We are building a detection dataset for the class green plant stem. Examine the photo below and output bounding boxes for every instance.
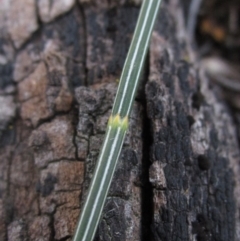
[73,1,161,240]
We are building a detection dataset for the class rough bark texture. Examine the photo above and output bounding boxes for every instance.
[0,0,239,241]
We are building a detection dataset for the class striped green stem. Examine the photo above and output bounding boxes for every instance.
[73,1,161,240]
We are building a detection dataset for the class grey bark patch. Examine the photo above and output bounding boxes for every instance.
[7,219,27,241]
[38,0,75,23]
[7,0,38,48]
[0,95,16,141]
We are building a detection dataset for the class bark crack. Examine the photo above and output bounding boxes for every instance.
[140,53,154,241]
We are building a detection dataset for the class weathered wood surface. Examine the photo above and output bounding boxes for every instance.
[0,0,239,240]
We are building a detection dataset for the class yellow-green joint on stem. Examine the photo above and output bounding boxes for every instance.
[108,114,129,131]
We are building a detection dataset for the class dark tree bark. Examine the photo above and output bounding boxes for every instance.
[0,0,240,240]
